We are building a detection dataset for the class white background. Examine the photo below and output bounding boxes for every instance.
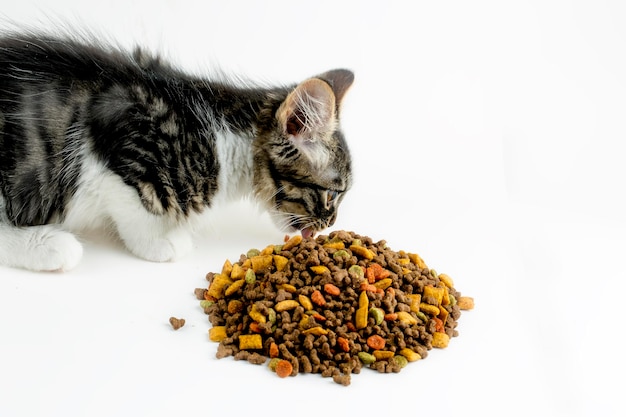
[1,1,625,416]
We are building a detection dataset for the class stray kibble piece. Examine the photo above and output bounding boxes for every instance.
[169,317,185,330]
[457,296,475,310]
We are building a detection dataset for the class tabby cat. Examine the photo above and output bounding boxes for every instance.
[0,34,354,271]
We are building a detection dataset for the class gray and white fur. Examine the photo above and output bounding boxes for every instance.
[0,34,354,271]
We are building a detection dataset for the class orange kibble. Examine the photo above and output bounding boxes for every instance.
[324,283,341,296]
[269,342,279,358]
[249,322,262,333]
[377,268,390,280]
[311,312,326,322]
[337,337,350,352]
[311,290,326,306]
[367,335,386,350]
[384,313,398,321]
[275,359,293,378]
[366,263,391,284]
[366,267,376,284]
[359,282,378,293]
[433,317,445,333]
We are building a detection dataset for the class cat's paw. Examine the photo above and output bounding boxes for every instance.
[125,229,193,263]
[28,227,84,272]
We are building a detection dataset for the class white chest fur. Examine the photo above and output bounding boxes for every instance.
[213,129,255,204]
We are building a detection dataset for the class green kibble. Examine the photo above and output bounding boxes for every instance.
[273,245,283,254]
[268,357,281,372]
[392,355,408,369]
[333,250,350,261]
[429,268,438,279]
[348,265,365,280]
[448,294,457,306]
[357,352,376,365]
[369,307,384,325]
[200,300,214,309]
[246,248,260,258]
[351,239,362,247]
[267,308,277,324]
[245,268,256,284]
[415,311,428,323]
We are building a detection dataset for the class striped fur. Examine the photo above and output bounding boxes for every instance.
[0,34,353,271]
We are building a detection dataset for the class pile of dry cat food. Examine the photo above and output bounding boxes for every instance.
[196,230,474,386]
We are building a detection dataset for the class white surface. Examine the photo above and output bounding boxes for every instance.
[1,1,625,416]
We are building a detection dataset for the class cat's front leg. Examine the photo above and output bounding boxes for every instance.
[0,224,83,272]
[123,225,193,263]
[99,174,194,263]
[111,212,193,263]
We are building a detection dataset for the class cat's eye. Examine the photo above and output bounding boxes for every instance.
[325,190,340,208]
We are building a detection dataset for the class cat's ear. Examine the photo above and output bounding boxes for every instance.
[277,69,354,140]
[315,69,354,106]
[277,77,337,140]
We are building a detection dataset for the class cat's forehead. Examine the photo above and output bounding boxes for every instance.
[317,145,352,189]
[316,166,349,188]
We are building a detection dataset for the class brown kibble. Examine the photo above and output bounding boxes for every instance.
[169,317,185,330]
[333,373,351,386]
[194,288,207,300]
[275,359,293,378]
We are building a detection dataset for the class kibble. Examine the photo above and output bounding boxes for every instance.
[169,317,185,330]
[199,230,474,386]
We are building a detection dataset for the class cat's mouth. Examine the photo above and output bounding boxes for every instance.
[294,214,338,240]
[300,226,316,239]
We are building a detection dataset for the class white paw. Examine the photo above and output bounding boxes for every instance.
[125,229,193,263]
[28,228,84,272]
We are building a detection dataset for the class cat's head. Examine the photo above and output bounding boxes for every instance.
[254,69,354,238]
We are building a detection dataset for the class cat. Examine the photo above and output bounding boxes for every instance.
[0,33,354,272]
